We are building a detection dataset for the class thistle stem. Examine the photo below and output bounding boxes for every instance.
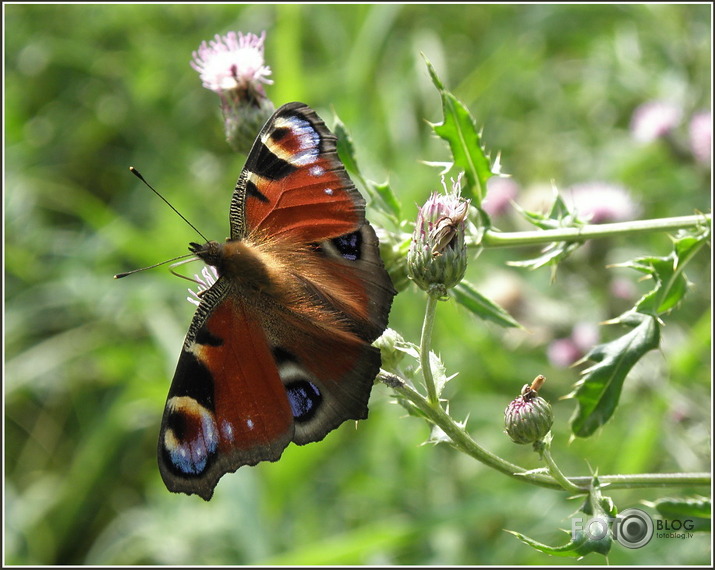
[419,294,440,406]
[379,372,711,492]
[538,437,583,494]
[478,213,711,248]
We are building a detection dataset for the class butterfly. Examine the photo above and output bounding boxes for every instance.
[158,102,395,500]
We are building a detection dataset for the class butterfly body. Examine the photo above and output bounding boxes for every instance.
[158,102,395,500]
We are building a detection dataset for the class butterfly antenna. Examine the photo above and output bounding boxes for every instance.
[114,253,199,279]
[129,166,209,242]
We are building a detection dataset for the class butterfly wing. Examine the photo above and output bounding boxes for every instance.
[229,102,365,243]
[158,280,295,500]
[229,101,395,441]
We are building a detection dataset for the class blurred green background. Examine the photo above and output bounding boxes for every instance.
[4,3,711,565]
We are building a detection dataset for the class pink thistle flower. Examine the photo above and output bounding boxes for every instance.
[190,30,275,153]
[547,323,598,368]
[630,101,682,143]
[564,182,639,224]
[191,31,273,96]
[483,176,519,217]
[689,110,711,166]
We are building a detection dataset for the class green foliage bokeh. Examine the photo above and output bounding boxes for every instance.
[4,3,711,565]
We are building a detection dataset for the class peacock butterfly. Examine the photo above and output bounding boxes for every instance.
[158,102,395,500]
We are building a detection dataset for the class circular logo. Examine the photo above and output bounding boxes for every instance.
[615,508,654,549]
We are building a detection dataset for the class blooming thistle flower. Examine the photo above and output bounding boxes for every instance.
[547,322,599,368]
[187,265,219,306]
[407,177,470,296]
[483,176,519,217]
[689,110,711,166]
[504,375,554,445]
[564,182,639,224]
[191,31,275,153]
[630,101,682,143]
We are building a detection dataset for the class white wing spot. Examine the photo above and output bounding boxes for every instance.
[221,420,234,443]
[310,165,325,177]
[269,116,320,166]
[246,418,255,430]
[324,188,334,196]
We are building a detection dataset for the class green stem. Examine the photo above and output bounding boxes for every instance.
[379,372,711,492]
[419,294,440,406]
[539,437,582,494]
[479,214,711,248]
[391,375,546,484]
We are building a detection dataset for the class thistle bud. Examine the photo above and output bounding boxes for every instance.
[407,177,469,295]
[191,31,275,153]
[372,328,407,371]
[504,375,553,444]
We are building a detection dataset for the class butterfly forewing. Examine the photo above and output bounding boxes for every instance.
[230,102,364,243]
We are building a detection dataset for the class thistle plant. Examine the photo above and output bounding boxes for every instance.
[191,31,275,153]
[187,32,712,560]
[354,57,710,559]
[407,179,470,297]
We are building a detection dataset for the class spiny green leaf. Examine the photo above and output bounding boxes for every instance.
[614,227,709,317]
[424,56,493,204]
[505,528,611,558]
[507,241,582,271]
[567,314,660,438]
[452,281,522,328]
[334,116,402,224]
[508,193,586,270]
[333,118,361,179]
[372,180,402,220]
[646,497,711,531]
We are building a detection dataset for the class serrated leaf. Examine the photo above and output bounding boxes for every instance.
[334,115,402,225]
[515,192,583,231]
[333,119,361,179]
[508,240,582,271]
[428,424,451,444]
[648,497,711,532]
[615,227,709,317]
[621,256,687,315]
[508,193,586,270]
[424,56,492,204]
[371,180,402,219]
[452,281,522,328]
[427,351,455,397]
[567,314,660,438]
[505,528,611,558]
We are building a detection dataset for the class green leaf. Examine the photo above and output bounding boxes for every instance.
[567,314,661,438]
[515,192,584,231]
[333,118,361,179]
[508,193,586,271]
[647,497,711,532]
[505,528,611,558]
[334,115,402,224]
[452,281,522,328]
[424,56,493,204]
[428,350,455,397]
[615,227,710,317]
[371,180,402,220]
[507,241,582,271]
